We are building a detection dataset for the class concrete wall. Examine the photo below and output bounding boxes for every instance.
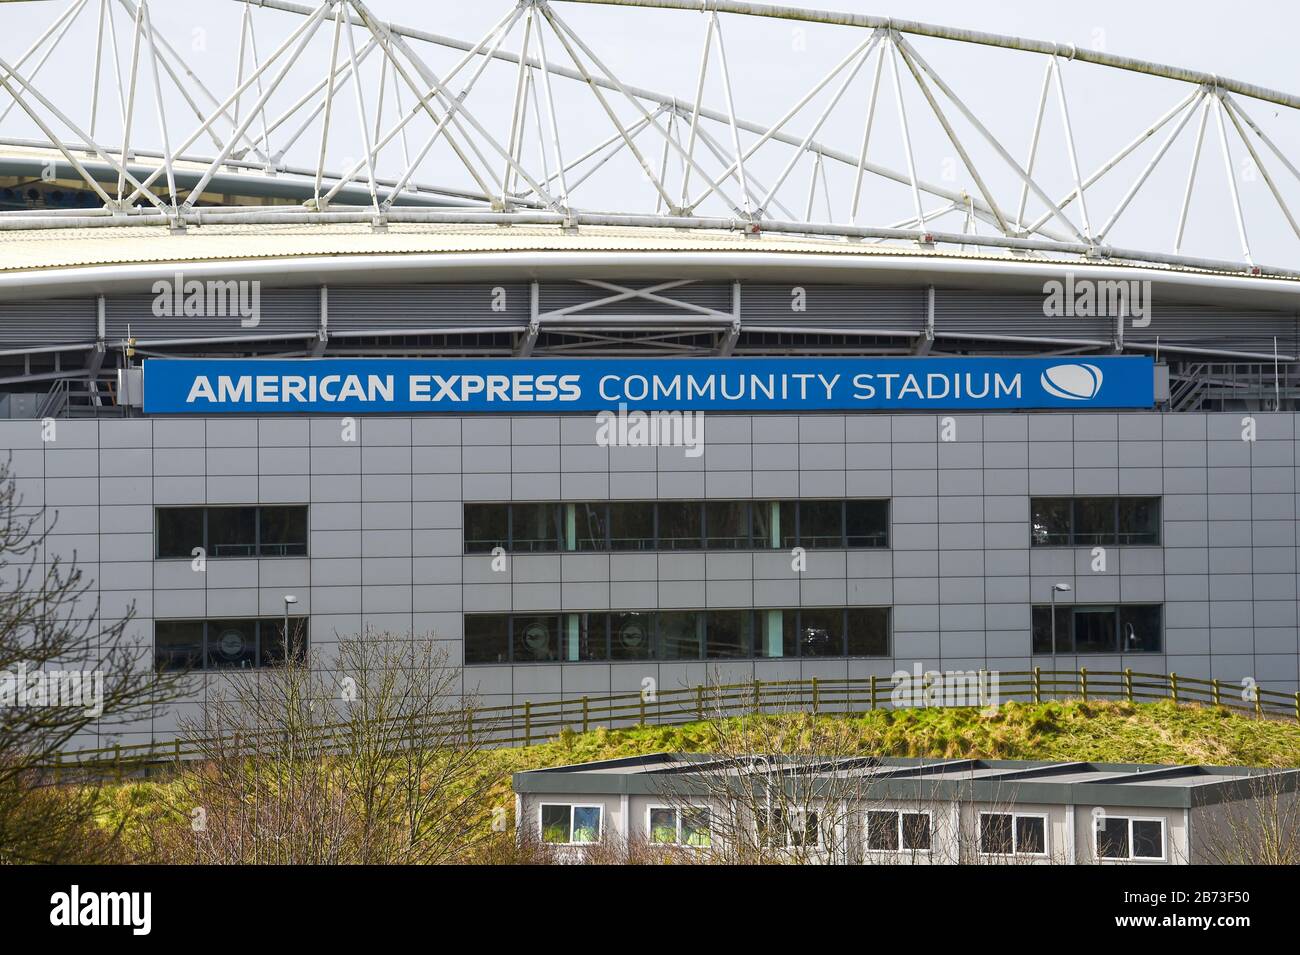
[3,409,1299,750]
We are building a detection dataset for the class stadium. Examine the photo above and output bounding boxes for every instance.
[2,0,1300,754]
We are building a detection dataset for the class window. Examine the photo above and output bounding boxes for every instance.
[512,503,560,552]
[464,503,507,553]
[1096,815,1166,862]
[866,810,931,852]
[846,500,889,547]
[512,615,560,662]
[465,608,890,664]
[657,501,702,550]
[540,804,602,845]
[154,617,308,672]
[258,506,307,556]
[1030,497,1161,547]
[657,611,703,660]
[704,500,750,549]
[799,500,843,549]
[155,506,309,559]
[1032,605,1163,654]
[464,500,891,552]
[648,806,712,848]
[979,812,1047,857]
[757,807,819,849]
[464,615,509,665]
[609,502,655,551]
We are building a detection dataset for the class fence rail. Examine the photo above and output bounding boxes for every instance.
[42,668,1300,781]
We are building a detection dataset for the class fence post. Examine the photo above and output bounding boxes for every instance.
[1080,667,1088,702]
[869,674,877,711]
[1170,673,1179,705]
[1213,679,1222,707]
[811,677,820,717]
[113,744,122,783]
[524,701,532,747]
[1294,691,1299,723]
[1255,692,1263,720]
[640,693,647,727]
[1033,667,1041,704]
[174,738,182,763]
[1125,668,1134,703]
[696,685,704,721]
[582,696,590,734]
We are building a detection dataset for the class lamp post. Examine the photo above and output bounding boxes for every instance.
[282,594,298,663]
[1049,582,1072,662]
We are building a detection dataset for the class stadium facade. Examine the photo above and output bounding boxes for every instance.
[2,0,1300,752]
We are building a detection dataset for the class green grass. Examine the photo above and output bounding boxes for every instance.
[96,700,1300,859]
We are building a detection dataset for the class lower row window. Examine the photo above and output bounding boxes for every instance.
[154,618,308,671]
[757,808,821,849]
[1096,815,1165,861]
[540,804,603,846]
[465,607,891,664]
[1031,604,1162,654]
[979,812,1047,857]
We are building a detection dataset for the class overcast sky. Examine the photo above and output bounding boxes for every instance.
[7,0,1299,266]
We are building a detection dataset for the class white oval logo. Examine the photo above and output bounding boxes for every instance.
[1041,363,1103,401]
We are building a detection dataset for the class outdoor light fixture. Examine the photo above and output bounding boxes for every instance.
[283,594,299,663]
[1049,583,1072,661]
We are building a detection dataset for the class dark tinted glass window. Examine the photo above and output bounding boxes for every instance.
[207,507,257,558]
[657,611,703,660]
[752,609,790,658]
[846,607,889,656]
[799,501,843,548]
[465,615,510,664]
[1030,498,1072,546]
[1073,607,1117,653]
[464,504,507,553]
[157,508,204,559]
[1031,605,1073,653]
[867,811,899,851]
[512,615,560,662]
[1118,497,1160,545]
[610,611,653,660]
[260,616,308,666]
[1132,820,1163,859]
[155,619,203,671]
[568,503,608,551]
[206,618,258,669]
[751,502,781,549]
[1016,816,1046,854]
[512,504,560,552]
[1073,498,1116,546]
[609,502,655,551]
[1119,604,1162,652]
[779,501,798,549]
[706,610,751,659]
[1097,817,1129,859]
[902,813,931,851]
[979,814,1013,854]
[798,608,843,656]
[704,501,749,549]
[845,500,888,547]
[259,506,307,557]
[563,612,608,661]
[656,501,702,550]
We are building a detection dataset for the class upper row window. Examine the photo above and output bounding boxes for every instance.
[464,500,889,553]
[156,506,308,559]
[1030,497,1160,547]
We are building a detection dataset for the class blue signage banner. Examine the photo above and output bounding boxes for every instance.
[142,356,1154,414]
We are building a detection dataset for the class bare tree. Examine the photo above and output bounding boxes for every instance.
[0,460,181,863]
[140,628,505,864]
[1196,771,1300,864]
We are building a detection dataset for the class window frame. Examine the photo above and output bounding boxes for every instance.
[1094,814,1167,863]
[155,505,309,560]
[646,805,712,849]
[1031,604,1164,655]
[154,616,309,673]
[978,811,1050,859]
[539,803,604,847]
[1028,496,1162,548]
[865,808,933,855]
